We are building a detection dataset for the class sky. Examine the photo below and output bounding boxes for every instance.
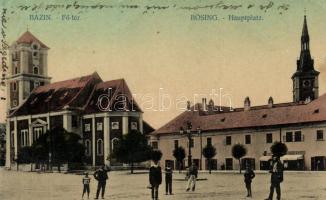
[1,0,326,129]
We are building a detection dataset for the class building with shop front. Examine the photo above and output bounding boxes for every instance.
[150,16,326,171]
[5,31,154,169]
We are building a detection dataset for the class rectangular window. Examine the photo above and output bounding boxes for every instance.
[33,127,43,142]
[96,122,103,131]
[131,122,138,130]
[10,131,14,148]
[152,141,158,149]
[174,140,179,149]
[207,137,212,146]
[294,131,302,142]
[21,129,28,147]
[226,136,232,145]
[245,135,251,144]
[111,122,119,130]
[317,130,324,141]
[266,133,273,143]
[84,124,91,132]
[286,132,293,142]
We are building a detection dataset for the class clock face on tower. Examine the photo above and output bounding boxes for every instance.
[303,80,311,87]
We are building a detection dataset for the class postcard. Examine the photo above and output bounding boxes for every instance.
[0,0,326,199]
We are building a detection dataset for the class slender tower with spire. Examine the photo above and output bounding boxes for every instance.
[292,15,319,103]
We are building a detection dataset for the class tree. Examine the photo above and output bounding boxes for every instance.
[202,145,216,174]
[16,146,34,171]
[151,150,162,162]
[270,142,288,157]
[173,146,186,173]
[112,130,152,174]
[32,127,85,172]
[232,144,247,174]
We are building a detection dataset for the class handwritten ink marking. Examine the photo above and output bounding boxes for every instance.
[1,8,8,87]
[29,14,52,21]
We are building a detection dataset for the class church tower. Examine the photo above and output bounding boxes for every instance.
[292,16,319,103]
[7,31,51,111]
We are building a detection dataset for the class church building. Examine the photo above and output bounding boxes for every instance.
[150,16,326,171]
[5,31,154,169]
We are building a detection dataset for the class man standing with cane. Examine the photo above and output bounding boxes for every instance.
[265,155,284,200]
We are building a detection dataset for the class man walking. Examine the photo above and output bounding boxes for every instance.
[265,156,284,200]
[186,163,198,192]
[165,163,173,195]
[94,166,108,199]
[149,160,162,200]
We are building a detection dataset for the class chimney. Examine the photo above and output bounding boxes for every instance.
[268,97,274,108]
[187,101,191,111]
[202,98,207,111]
[208,99,214,112]
[244,97,250,111]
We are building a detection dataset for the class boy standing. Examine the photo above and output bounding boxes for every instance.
[165,163,173,195]
[244,164,255,197]
[82,172,91,199]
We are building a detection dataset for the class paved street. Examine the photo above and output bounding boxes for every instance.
[0,168,326,200]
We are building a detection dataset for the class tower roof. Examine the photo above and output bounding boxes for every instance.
[293,15,318,74]
[301,15,309,41]
[16,31,49,49]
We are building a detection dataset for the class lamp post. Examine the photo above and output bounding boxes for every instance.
[197,127,202,170]
[180,121,193,167]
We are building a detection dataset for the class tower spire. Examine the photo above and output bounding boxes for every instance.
[301,15,309,48]
[292,15,319,103]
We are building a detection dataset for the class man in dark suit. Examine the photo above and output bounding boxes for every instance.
[149,160,162,200]
[265,156,284,200]
[94,166,108,199]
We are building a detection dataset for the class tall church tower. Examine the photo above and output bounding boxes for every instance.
[292,16,319,103]
[7,31,51,111]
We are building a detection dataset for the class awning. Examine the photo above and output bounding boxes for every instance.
[281,154,304,161]
[259,156,272,162]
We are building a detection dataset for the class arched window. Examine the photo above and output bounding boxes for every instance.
[85,139,91,156]
[97,139,103,156]
[111,138,120,151]
[33,66,39,74]
[12,82,17,91]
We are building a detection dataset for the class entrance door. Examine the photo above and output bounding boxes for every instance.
[311,156,325,171]
[225,158,233,170]
[206,159,217,170]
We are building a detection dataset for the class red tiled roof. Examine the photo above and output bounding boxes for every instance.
[10,72,102,116]
[83,78,142,113]
[10,72,142,116]
[16,31,49,49]
[152,94,326,135]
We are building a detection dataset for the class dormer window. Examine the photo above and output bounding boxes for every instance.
[30,97,38,105]
[32,43,39,50]
[45,94,53,102]
[60,91,69,100]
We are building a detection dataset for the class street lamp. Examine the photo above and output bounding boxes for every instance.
[197,127,202,170]
[180,121,193,167]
